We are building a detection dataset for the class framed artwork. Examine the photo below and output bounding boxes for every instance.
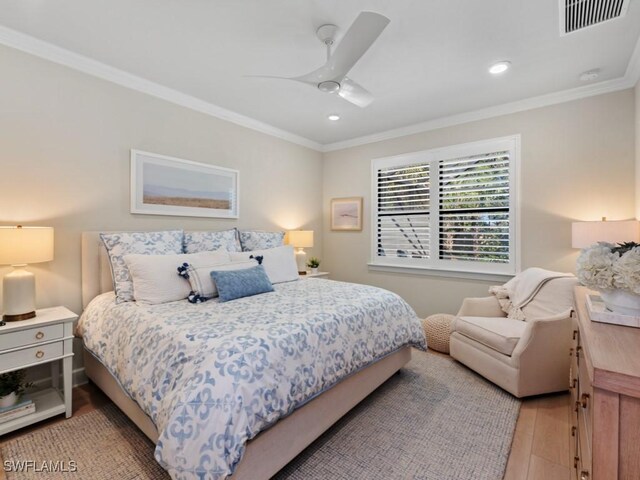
[331,197,363,231]
[130,150,239,218]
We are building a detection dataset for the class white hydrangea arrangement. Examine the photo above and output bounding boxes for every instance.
[576,242,640,294]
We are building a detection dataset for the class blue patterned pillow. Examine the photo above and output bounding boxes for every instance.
[100,230,184,303]
[184,229,241,253]
[238,230,285,251]
[210,265,274,302]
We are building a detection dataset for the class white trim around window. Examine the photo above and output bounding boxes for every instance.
[369,135,521,278]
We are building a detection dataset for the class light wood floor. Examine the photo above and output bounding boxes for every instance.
[504,392,572,480]
[1,382,571,480]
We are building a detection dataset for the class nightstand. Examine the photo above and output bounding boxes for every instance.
[0,306,77,435]
[300,271,330,279]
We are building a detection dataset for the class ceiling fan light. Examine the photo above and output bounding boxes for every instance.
[489,61,511,75]
[318,81,341,93]
[327,114,340,121]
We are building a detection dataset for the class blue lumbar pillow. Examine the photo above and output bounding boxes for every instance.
[210,265,274,302]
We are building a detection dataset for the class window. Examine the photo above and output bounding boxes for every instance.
[371,136,519,276]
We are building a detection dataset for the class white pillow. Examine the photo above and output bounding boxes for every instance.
[101,230,184,303]
[230,245,299,284]
[184,257,257,300]
[123,251,230,304]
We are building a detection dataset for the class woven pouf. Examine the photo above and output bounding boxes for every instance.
[422,314,455,354]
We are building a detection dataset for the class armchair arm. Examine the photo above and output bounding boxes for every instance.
[457,296,505,318]
[511,309,573,368]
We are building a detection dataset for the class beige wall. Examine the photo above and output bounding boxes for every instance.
[323,90,636,317]
[0,45,323,375]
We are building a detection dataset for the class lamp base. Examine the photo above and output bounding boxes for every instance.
[295,248,308,274]
[2,265,36,321]
[2,311,36,322]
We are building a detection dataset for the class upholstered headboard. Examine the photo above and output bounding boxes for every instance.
[81,232,114,309]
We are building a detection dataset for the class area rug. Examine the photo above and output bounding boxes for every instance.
[0,351,520,480]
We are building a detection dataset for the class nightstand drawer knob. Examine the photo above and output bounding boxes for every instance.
[35,350,44,359]
[35,331,44,340]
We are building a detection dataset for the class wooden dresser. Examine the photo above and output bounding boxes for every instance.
[571,287,640,480]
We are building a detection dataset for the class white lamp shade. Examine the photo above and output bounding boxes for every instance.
[0,226,54,265]
[571,220,639,249]
[288,230,314,248]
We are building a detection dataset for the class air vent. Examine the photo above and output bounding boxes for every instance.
[561,0,629,35]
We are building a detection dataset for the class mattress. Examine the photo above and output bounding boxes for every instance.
[77,278,426,479]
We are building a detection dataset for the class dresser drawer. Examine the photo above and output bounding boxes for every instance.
[0,324,64,351]
[0,342,63,371]
[577,349,593,443]
[570,416,579,480]
[570,326,580,405]
[577,406,592,480]
[570,353,579,404]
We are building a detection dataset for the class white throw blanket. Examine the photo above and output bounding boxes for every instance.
[489,267,573,320]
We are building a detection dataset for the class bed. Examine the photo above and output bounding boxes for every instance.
[78,232,426,479]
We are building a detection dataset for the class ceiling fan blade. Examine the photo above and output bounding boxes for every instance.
[246,74,317,88]
[250,11,388,104]
[338,77,374,107]
[245,74,295,81]
[293,11,390,84]
[325,12,390,80]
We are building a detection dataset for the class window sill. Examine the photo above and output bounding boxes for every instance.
[367,263,515,282]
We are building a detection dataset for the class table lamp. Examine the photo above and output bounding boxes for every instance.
[571,218,639,248]
[0,226,54,321]
[288,230,314,274]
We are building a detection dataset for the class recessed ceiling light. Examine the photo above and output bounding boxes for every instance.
[579,69,600,82]
[327,114,340,121]
[489,61,511,75]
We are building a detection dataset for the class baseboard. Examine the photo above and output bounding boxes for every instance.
[31,367,88,390]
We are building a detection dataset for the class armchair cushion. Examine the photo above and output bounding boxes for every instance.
[452,316,528,356]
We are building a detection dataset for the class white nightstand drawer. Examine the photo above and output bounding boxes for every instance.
[0,342,64,371]
[0,324,64,352]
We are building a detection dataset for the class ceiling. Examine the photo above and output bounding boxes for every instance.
[0,0,639,148]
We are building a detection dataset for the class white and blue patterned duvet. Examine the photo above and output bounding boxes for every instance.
[78,279,426,479]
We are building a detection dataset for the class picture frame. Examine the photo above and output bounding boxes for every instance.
[331,197,363,231]
[130,150,239,218]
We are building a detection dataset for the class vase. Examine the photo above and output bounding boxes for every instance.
[0,391,18,409]
[599,289,640,316]
[310,268,319,275]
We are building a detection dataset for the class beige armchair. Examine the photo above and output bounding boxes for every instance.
[450,276,578,398]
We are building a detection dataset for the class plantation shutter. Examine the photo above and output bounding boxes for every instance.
[439,151,510,264]
[372,137,517,275]
[376,163,430,259]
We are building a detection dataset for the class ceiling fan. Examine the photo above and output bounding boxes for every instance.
[251,11,390,108]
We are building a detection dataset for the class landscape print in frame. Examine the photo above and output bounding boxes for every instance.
[331,197,363,231]
[131,150,239,218]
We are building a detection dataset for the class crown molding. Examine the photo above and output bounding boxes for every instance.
[0,26,323,152]
[624,34,640,87]
[322,75,636,152]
